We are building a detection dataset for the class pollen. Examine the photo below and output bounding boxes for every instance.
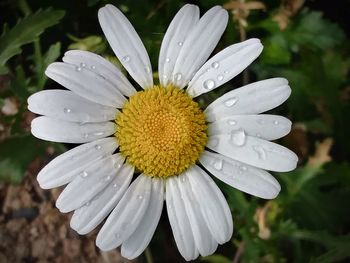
[115,85,207,178]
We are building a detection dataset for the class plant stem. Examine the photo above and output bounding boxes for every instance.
[145,247,154,263]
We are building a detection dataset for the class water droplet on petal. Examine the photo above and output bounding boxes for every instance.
[274,120,279,125]
[93,131,104,136]
[83,133,89,138]
[181,177,186,182]
[113,183,118,188]
[85,201,90,206]
[174,73,182,82]
[75,66,82,72]
[213,159,223,170]
[240,165,247,171]
[177,41,183,46]
[230,129,246,146]
[165,57,170,63]
[63,108,71,113]
[80,62,86,68]
[227,119,237,125]
[163,74,168,80]
[90,65,96,70]
[203,79,215,90]
[217,74,224,81]
[104,175,111,181]
[81,171,88,178]
[253,145,267,160]
[211,62,219,69]
[224,70,229,74]
[145,66,151,73]
[137,195,143,199]
[95,145,102,150]
[122,55,130,62]
[256,133,261,138]
[224,97,238,107]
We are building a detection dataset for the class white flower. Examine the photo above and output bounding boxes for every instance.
[28,4,298,261]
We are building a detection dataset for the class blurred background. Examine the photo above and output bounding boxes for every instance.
[0,0,349,262]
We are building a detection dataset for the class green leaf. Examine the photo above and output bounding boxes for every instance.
[290,10,346,50]
[0,135,47,184]
[0,8,65,74]
[36,42,61,90]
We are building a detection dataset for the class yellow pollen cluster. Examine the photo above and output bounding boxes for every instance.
[115,85,207,178]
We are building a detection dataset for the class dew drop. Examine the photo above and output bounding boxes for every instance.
[104,175,111,181]
[85,201,91,206]
[90,65,96,70]
[227,119,237,125]
[137,195,143,199]
[203,79,215,90]
[113,183,118,188]
[177,41,183,46]
[122,55,130,62]
[95,145,102,150]
[114,162,122,169]
[83,133,89,138]
[165,57,170,63]
[80,62,86,68]
[93,131,104,136]
[253,145,267,160]
[230,129,246,146]
[274,120,279,125]
[211,61,219,69]
[217,74,224,81]
[256,133,261,138]
[145,66,151,73]
[81,171,88,178]
[75,66,82,72]
[63,108,71,113]
[213,159,223,170]
[163,74,168,80]
[181,177,186,182]
[240,165,247,171]
[224,70,229,74]
[224,97,238,107]
[174,73,182,82]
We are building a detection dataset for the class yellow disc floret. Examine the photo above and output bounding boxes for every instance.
[115,85,207,178]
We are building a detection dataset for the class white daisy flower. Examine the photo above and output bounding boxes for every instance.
[28,4,298,261]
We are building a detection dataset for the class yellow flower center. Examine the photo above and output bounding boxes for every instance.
[115,85,207,178]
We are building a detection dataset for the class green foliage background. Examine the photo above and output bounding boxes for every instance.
[0,0,349,262]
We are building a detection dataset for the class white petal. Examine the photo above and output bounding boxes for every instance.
[205,78,291,122]
[171,6,228,88]
[187,166,233,243]
[207,133,298,172]
[28,90,119,123]
[166,177,198,261]
[96,175,152,251]
[37,137,118,189]
[98,4,153,88]
[45,62,126,108]
[121,178,164,259]
[31,116,116,143]
[187,39,263,97]
[56,154,125,213]
[176,173,217,257]
[200,151,281,199]
[70,164,134,234]
[158,4,199,86]
[63,50,137,96]
[208,114,291,140]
